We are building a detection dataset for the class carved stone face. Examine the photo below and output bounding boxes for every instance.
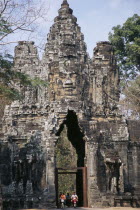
[49,70,81,101]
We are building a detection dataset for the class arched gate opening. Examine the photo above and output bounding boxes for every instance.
[55,110,88,207]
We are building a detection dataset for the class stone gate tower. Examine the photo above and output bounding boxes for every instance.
[0,0,140,209]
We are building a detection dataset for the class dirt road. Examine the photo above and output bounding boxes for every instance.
[18,208,140,210]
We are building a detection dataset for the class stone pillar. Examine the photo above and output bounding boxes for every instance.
[87,142,101,207]
[119,163,124,193]
[0,201,2,210]
[0,180,3,210]
[45,135,58,207]
[127,143,140,196]
[132,145,140,195]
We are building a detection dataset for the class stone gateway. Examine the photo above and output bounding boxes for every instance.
[0,0,140,209]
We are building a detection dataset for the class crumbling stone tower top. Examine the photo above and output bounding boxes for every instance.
[1,1,140,210]
[10,0,120,116]
[42,0,89,106]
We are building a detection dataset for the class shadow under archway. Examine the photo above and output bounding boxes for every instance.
[55,110,85,206]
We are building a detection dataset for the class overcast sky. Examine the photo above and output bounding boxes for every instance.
[3,0,140,58]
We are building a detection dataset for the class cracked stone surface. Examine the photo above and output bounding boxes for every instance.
[0,0,140,209]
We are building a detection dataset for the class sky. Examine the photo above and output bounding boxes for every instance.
[2,0,140,58]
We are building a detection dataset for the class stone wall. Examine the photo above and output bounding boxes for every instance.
[127,120,140,198]
[0,0,140,209]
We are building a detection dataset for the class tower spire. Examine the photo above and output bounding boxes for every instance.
[59,0,73,16]
[61,0,69,7]
[62,0,68,5]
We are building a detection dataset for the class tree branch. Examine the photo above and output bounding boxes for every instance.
[0,0,10,16]
[0,41,18,45]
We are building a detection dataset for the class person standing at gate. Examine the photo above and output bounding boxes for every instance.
[66,193,71,207]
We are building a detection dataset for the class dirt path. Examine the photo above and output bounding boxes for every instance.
[94,208,138,210]
[18,208,140,210]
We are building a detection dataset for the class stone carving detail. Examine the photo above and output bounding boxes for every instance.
[0,0,140,209]
[105,159,122,194]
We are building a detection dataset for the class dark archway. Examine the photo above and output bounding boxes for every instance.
[55,110,85,206]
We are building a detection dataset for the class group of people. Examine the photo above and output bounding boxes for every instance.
[59,192,78,208]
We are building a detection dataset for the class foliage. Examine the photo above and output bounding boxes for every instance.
[0,95,11,119]
[0,18,12,38]
[0,72,48,101]
[0,53,16,99]
[0,0,48,45]
[55,125,77,195]
[120,76,140,118]
[0,5,47,117]
[109,14,140,80]
[0,0,48,102]
[0,53,48,100]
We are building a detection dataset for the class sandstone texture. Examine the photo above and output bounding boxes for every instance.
[0,0,140,209]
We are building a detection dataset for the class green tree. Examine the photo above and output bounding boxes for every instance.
[55,125,77,195]
[0,20,47,121]
[0,0,48,101]
[120,76,140,118]
[0,51,47,118]
[0,0,47,44]
[109,14,140,80]
[0,54,47,100]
